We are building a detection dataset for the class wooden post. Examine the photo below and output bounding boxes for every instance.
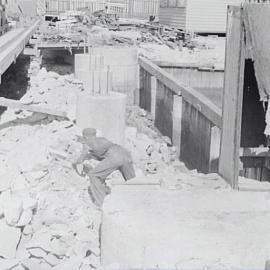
[150,76,157,120]
[218,6,245,189]
[209,125,221,172]
[172,94,183,158]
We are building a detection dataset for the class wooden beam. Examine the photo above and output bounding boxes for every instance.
[138,57,222,128]
[0,97,67,118]
[154,60,224,72]
[218,6,245,189]
[240,147,270,157]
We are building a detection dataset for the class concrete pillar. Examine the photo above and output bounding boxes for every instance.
[74,54,104,78]
[74,54,91,80]
[76,92,126,145]
[89,47,138,105]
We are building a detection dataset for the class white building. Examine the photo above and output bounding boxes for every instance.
[159,0,242,33]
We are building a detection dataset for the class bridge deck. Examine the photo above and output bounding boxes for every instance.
[0,22,39,82]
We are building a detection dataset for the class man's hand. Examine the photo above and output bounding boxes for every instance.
[72,163,84,176]
[76,135,86,144]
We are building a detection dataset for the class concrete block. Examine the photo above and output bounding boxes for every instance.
[76,92,126,145]
[101,186,270,269]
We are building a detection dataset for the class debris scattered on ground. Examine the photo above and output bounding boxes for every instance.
[34,12,225,69]
[0,50,228,268]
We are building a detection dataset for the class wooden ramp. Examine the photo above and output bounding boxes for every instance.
[0,97,67,118]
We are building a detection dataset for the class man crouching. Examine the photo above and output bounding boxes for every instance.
[73,128,136,207]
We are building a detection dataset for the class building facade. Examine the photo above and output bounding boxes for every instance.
[159,0,243,33]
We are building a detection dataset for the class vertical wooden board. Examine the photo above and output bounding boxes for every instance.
[145,71,152,112]
[150,76,157,120]
[155,81,174,139]
[172,95,183,158]
[180,100,212,173]
[218,6,245,189]
[139,67,146,109]
[209,125,221,172]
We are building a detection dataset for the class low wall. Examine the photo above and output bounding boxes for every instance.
[139,57,222,173]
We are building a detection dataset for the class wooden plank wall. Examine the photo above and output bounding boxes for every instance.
[155,81,173,139]
[139,57,222,173]
[181,100,217,172]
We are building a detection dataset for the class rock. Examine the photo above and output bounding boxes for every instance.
[16,247,29,261]
[10,174,30,191]
[150,150,163,164]
[12,264,25,270]
[44,253,60,267]
[83,254,100,268]
[22,225,34,236]
[52,256,83,270]
[0,259,19,270]
[47,71,59,79]
[7,138,51,173]
[49,239,68,257]
[0,174,11,192]
[75,227,97,243]
[17,209,33,227]
[125,127,137,140]
[21,258,50,270]
[0,221,21,258]
[26,230,52,252]
[145,161,158,174]
[3,194,23,226]
[162,136,172,145]
[27,247,48,258]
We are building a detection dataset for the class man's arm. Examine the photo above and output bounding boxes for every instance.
[76,144,90,164]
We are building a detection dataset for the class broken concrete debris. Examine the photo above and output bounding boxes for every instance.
[0,221,21,259]
[0,45,227,269]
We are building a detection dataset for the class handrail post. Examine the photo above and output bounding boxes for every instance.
[172,94,183,158]
[150,76,157,121]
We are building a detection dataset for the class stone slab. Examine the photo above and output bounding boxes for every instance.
[101,185,270,269]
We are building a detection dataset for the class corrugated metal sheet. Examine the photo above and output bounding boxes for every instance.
[185,0,242,33]
[159,7,186,29]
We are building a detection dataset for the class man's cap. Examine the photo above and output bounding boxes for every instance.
[82,128,97,138]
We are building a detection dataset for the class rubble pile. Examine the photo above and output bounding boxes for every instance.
[35,12,225,70]
[0,57,101,270]
[17,59,83,121]
[125,106,228,190]
[0,51,227,270]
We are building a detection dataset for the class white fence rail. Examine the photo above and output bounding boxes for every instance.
[38,0,159,19]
